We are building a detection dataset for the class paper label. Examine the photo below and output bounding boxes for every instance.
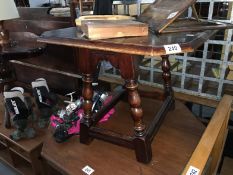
[82,165,95,175]
[164,44,182,54]
[167,11,178,19]
[186,166,200,175]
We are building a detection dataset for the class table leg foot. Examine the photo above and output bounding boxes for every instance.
[80,120,92,144]
[133,136,152,163]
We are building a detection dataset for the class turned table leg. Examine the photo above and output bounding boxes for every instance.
[117,52,152,163]
[80,74,94,143]
[125,80,152,163]
[125,80,145,137]
[162,55,175,109]
[77,48,98,144]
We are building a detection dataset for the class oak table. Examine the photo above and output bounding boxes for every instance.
[38,27,216,163]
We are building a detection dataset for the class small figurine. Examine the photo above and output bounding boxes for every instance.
[3,87,36,141]
[32,78,59,128]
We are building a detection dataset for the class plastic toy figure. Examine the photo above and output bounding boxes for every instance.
[3,87,36,141]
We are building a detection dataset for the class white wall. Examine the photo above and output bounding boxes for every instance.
[29,0,49,7]
[29,0,66,7]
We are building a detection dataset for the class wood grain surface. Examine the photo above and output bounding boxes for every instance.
[81,20,148,40]
[42,98,205,175]
[38,27,217,56]
[0,32,45,61]
[182,95,233,175]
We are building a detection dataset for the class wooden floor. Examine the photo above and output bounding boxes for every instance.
[41,98,207,175]
[0,151,232,175]
[0,93,232,174]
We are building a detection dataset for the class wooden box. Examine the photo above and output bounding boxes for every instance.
[75,15,135,26]
[80,20,148,40]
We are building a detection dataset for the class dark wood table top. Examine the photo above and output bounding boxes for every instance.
[0,32,45,60]
[38,27,217,56]
[41,98,205,175]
